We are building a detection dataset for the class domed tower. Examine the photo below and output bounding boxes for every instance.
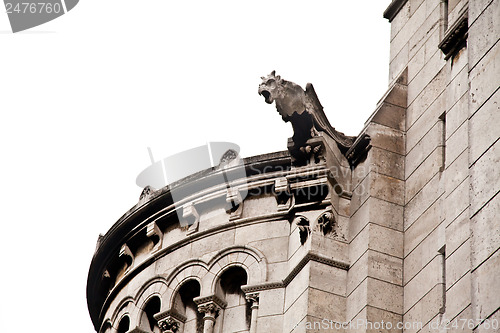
[87,140,355,333]
[87,68,405,333]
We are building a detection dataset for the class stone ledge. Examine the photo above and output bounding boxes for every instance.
[384,0,409,22]
[241,251,349,293]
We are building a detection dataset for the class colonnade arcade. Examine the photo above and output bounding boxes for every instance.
[101,246,267,333]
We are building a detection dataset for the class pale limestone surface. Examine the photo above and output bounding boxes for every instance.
[87,2,499,332]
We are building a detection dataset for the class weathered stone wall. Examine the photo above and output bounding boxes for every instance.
[346,70,407,333]
[88,2,499,332]
[387,0,499,332]
[468,0,500,331]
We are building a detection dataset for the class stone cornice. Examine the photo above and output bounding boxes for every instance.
[241,251,349,293]
[154,309,187,323]
[438,9,468,60]
[193,294,227,309]
[383,0,408,22]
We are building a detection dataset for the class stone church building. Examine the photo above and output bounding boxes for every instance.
[87,0,499,332]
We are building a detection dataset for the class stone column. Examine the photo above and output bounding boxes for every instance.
[245,292,260,333]
[157,316,181,333]
[197,302,221,333]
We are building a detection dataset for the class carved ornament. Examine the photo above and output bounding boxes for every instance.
[258,71,370,165]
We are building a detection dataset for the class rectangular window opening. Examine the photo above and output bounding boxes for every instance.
[439,112,446,171]
[438,245,446,314]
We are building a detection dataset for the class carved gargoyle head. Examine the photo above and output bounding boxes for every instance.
[258,70,283,104]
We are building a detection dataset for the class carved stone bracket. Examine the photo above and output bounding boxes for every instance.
[287,136,325,166]
[182,203,200,235]
[274,177,295,212]
[119,243,134,272]
[226,187,243,220]
[315,209,335,236]
[314,207,345,241]
[101,269,112,294]
[294,215,311,245]
[146,221,163,252]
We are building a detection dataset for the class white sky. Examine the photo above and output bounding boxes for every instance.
[0,1,390,331]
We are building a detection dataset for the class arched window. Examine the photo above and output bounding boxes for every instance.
[173,279,203,333]
[117,315,130,333]
[216,266,250,333]
[99,321,112,333]
[139,296,161,332]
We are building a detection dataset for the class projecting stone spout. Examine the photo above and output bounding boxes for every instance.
[258,71,370,166]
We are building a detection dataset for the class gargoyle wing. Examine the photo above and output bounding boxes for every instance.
[305,83,356,154]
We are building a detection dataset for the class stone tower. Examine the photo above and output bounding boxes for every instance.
[87,1,500,332]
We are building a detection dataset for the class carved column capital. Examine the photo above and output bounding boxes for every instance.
[197,302,222,320]
[157,317,180,333]
[194,294,226,323]
[154,309,186,332]
[245,292,260,309]
[245,292,260,333]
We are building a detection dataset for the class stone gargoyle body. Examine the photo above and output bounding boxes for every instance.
[258,71,370,166]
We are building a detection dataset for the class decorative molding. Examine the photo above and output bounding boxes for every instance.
[282,252,349,286]
[193,294,227,310]
[383,0,408,22]
[241,282,284,293]
[241,251,349,292]
[139,185,155,202]
[146,222,163,252]
[439,9,468,60]
[154,309,187,323]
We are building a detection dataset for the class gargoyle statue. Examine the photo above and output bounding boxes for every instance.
[258,71,370,166]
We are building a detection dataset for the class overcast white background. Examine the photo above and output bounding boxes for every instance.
[0,1,389,331]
